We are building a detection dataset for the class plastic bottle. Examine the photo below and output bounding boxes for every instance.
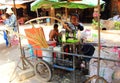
[76,30,81,40]
[61,29,66,42]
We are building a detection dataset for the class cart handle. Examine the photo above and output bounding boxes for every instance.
[25,16,71,31]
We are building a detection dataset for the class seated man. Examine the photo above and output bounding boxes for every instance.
[63,13,95,62]
[49,23,59,42]
[63,13,84,32]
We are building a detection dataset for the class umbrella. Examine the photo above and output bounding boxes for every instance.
[0,5,12,10]
[72,0,105,7]
[31,0,60,11]
[55,1,92,9]
[0,0,34,4]
[31,0,105,11]
[0,0,34,9]
[30,0,105,21]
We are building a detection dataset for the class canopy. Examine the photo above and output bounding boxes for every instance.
[0,0,34,4]
[31,0,105,11]
[0,0,34,9]
[0,5,12,10]
[72,0,105,7]
[0,4,27,10]
[31,0,60,11]
[55,1,92,9]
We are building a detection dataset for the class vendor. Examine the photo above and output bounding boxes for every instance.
[63,13,95,62]
[64,13,84,32]
[63,13,84,42]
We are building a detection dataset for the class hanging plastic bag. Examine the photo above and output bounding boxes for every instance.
[10,35,19,46]
[81,29,93,42]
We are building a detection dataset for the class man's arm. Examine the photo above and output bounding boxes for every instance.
[63,23,72,32]
[78,24,84,31]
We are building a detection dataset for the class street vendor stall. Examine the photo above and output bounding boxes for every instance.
[9,0,120,83]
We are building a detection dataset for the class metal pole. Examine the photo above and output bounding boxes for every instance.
[13,0,26,69]
[97,0,101,76]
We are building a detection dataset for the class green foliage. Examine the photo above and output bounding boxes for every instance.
[114,21,120,30]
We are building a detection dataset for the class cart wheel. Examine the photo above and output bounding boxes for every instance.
[95,77,107,83]
[34,59,52,82]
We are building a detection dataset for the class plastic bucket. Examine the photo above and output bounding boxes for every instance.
[47,41,56,47]
[53,46,62,58]
[42,46,53,64]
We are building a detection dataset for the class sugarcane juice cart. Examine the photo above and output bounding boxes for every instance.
[24,14,110,82]
[24,16,87,83]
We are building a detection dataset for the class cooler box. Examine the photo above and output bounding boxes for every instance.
[31,41,56,58]
[29,41,56,58]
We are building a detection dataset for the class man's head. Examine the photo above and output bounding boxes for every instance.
[70,13,79,25]
[54,24,58,30]
[54,23,58,28]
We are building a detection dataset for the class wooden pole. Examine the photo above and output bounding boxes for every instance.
[65,8,68,21]
[97,0,101,76]
[50,7,55,24]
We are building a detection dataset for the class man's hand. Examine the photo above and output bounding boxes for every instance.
[63,23,72,32]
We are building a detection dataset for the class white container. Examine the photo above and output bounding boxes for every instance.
[42,46,53,64]
[76,30,81,40]
[61,29,66,42]
[53,46,62,58]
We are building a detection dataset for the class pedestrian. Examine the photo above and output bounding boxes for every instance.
[1,13,11,47]
[2,8,18,47]
[6,8,18,32]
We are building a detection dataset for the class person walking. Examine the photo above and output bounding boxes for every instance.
[1,13,11,47]
[6,8,18,32]
[1,8,18,47]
